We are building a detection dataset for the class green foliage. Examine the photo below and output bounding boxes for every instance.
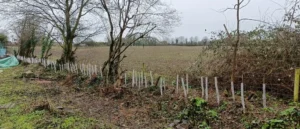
[279,107,300,125]
[146,85,159,92]
[218,101,228,111]
[41,33,54,59]
[261,107,300,128]
[0,33,8,47]
[88,75,103,88]
[178,97,218,128]
[263,107,275,113]
[47,116,98,129]
[13,49,19,57]
[19,31,38,58]
[262,119,285,129]
[0,107,47,129]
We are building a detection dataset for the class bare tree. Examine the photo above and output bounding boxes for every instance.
[6,0,100,63]
[12,14,42,57]
[284,0,300,28]
[222,0,251,83]
[98,0,179,83]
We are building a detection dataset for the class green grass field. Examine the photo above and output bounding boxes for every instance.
[8,46,203,75]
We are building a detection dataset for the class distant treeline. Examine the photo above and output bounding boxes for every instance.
[77,36,211,47]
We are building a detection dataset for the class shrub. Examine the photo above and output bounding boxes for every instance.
[191,25,300,94]
[262,107,300,128]
[178,97,218,128]
[41,34,54,60]
[0,33,8,47]
[19,31,38,58]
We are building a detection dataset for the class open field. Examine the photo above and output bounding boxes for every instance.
[8,46,203,75]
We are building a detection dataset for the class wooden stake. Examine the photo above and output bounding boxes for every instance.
[201,77,204,98]
[160,77,163,96]
[74,64,76,73]
[88,64,91,78]
[163,77,166,90]
[79,64,82,73]
[150,71,153,86]
[241,83,246,113]
[100,66,103,77]
[205,77,208,101]
[75,64,78,74]
[141,72,144,87]
[70,63,72,73]
[135,71,138,87]
[186,74,189,95]
[231,81,235,101]
[132,70,135,87]
[145,75,148,87]
[263,83,267,108]
[214,77,220,106]
[83,64,85,75]
[181,78,187,98]
[54,63,56,73]
[176,75,179,94]
[82,64,84,74]
[138,72,141,90]
[89,65,92,78]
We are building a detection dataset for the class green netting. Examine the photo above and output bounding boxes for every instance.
[0,56,19,68]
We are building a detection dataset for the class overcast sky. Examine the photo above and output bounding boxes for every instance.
[0,0,288,41]
[166,0,286,39]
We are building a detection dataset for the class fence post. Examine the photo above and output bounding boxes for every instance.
[294,68,300,102]
[263,83,267,108]
[186,74,189,95]
[141,72,144,87]
[150,71,153,86]
[135,71,138,87]
[54,63,57,73]
[100,66,103,77]
[201,77,204,98]
[176,75,179,94]
[181,78,187,98]
[160,77,163,96]
[215,77,220,106]
[231,81,235,101]
[138,72,141,90]
[241,83,246,113]
[205,77,208,101]
[163,77,166,90]
[132,70,135,87]
[145,75,148,87]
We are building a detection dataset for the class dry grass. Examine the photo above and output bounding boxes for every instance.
[8,46,203,75]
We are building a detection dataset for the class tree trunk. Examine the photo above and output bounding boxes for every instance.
[107,49,121,83]
[58,38,76,64]
[231,0,241,83]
